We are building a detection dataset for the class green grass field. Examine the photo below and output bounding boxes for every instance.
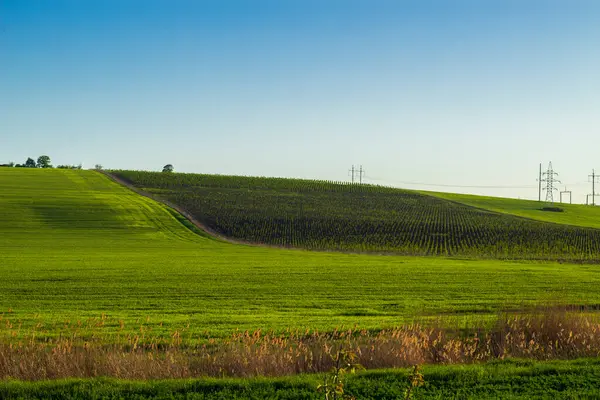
[3,168,600,397]
[2,168,600,342]
[110,170,600,261]
[3,359,600,399]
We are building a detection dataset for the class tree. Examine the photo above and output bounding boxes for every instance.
[37,155,52,168]
[25,157,36,168]
[95,164,103,170]
[162,164,174,173]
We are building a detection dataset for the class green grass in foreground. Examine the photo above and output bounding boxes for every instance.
[2,359,600,399]
[3,169,600,341]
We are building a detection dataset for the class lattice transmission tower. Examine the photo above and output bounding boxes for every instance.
[541,162,560,203]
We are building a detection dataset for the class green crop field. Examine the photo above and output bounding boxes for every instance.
[112,170,600,261]
[2,168,600,342]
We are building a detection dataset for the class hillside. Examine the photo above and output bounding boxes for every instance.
[427,191,600,229]
[111,170,600,261]
[5,168,600,341]
[0,168,209,248]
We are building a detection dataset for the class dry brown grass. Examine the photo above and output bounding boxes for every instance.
[1,309,600,380]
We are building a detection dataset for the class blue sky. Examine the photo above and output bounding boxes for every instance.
[1,0,599,201]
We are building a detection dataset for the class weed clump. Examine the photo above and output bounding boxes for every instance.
[1,309,600,380]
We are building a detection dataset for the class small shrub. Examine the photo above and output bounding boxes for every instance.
[540,207,564,212]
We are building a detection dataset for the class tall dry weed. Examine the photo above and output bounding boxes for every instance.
[1,308,599,380]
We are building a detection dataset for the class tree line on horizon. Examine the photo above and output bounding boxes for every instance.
[1,156,172,172]
[0,155,84,170]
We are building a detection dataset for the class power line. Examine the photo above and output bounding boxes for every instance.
[364,176,536,189]
[538,163,542,201]
[358,168,594,204]
[358,165,365,184]
[349,165,366,184]
[560,186,572,204]
[541,161,560,203]
[588,169,600,206]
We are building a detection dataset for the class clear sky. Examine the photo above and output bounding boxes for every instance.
[1,0,599,202]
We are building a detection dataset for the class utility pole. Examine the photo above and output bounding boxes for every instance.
[560,186,572,204]
[348,165,355,184]
[538,163,542,202]
[586,170,600,206]
[541,161,560,203]
[589,169,600,206]
[358,165,365,184]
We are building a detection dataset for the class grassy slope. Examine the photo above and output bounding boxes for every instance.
[4,169,600,340]
[427,190,600,229]
[3,359,600,399]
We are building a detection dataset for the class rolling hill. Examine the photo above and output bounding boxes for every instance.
[111,170,600,261]
[3,168,600,341]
